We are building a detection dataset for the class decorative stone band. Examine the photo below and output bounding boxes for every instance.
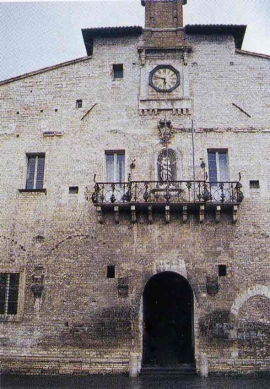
[139,97,192,115]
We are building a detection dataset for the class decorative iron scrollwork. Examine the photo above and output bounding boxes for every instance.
[235,175,244,203]
[203,183,210,202]
[89,176,244,206]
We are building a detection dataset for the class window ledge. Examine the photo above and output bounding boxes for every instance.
[0,314,23,322]
[18,189,47,194]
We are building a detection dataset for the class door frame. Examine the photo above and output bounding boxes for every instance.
[137,271,199,371]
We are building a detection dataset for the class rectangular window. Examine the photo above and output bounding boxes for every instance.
[113,64,123,79]
[208,150,228,183]
[26,154,45,190]
[218,265,227,277]
[0,273,20,315]
[69,186,79,194]
[250,180,260,189]
[105,151,125,183]
[76,99,82,108]
[107,265,115,279]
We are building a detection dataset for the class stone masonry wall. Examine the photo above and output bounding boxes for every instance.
[0,32,269,375]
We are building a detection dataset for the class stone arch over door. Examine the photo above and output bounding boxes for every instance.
[142,271,195,367]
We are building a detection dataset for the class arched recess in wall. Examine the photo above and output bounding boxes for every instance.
[231,285,270,317]
[235,292,270,360]
[155,147,181,182]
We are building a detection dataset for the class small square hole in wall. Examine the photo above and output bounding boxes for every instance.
[113,64,123,79]
[107,265,115,279]
[69,186,79,194]
[218,265,227,277]
[250,180,260,189]
[76,100,82,108]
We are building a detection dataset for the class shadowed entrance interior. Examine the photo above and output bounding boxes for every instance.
[143,272,194,366]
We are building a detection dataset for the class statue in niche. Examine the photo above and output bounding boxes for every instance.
[157,149,177,183]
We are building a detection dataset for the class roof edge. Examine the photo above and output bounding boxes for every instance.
[185,24,247,49]
[82,26,143,55]
[0,56,91,86]
[235,49,270,60]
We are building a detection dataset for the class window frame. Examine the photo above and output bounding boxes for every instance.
[0,268,25,322]
[25,153,46,191]
[105,150,125,183]
[113,64,124,79]
[76,99,83,108]
[207,149,229,183]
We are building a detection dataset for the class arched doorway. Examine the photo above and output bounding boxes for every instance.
[143,272,194,367]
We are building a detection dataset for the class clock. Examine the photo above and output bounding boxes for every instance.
[149,65,180,93]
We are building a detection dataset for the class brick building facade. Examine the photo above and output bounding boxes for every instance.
[0,0,269,376]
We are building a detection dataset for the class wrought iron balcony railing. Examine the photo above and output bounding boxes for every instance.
[91,180,244,206]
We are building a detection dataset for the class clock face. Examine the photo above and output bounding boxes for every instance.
[149,65,180,93]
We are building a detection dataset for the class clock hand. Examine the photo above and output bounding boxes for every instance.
[154,76,166,81]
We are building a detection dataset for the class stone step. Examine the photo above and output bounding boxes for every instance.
[141,364,197,376]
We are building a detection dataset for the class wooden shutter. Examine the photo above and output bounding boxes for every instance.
[26,156,36,189]
[36,156,45,189]
[116,154,125,182]
[208,152,217,183]
[218,152,229,182]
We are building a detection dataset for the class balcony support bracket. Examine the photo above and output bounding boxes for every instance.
[148,205,153,224]
[96,206,103,224]
[183,205,188,223]
[215,205,221,223]
[165,205,170,224]
[114,206,120,224]
[233,205,238,223]
[131,205,137,223]
[199,205,205,223]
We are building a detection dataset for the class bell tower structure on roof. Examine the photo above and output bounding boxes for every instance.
[141,0,188,48]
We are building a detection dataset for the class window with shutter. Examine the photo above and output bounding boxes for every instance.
[26,154,45,190]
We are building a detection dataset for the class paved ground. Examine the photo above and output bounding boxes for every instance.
[1,374,270,389]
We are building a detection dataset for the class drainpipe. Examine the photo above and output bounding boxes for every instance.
[191,119,196,201]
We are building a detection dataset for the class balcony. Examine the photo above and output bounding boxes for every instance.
[88,179,243,224]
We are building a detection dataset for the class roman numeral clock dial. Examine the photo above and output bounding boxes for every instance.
[149,65,180,93]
